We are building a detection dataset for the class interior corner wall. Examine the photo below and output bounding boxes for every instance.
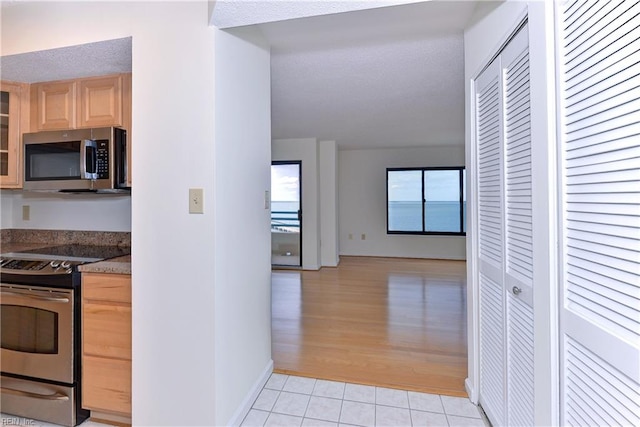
[272,138,321,270]
[338,145,466,260]
[2,2,218,425]
[319,140,339,267]
[214,26,273,426]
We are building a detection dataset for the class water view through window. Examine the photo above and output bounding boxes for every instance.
[387,168,466,235]
[271,162,301,266]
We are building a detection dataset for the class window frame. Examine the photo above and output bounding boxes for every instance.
[386,166,466,236]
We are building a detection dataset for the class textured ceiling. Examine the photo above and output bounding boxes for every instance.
[0,37,132,83]
[254,1,476,149]
[1,1,477,150]
[270,33,465,149]
[211,0,426,28]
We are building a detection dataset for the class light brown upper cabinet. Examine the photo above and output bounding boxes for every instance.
[31,73,131,132]
[31,80,77,130]
[78,75,122,128]
[1,80,29,188]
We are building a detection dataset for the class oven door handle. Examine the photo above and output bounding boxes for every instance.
[0,290,70,303]
[1,386,70,401]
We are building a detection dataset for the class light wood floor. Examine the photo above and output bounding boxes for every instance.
[271,256,468,397]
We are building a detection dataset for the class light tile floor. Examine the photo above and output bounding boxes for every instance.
[242,374,490,427]
[2,374,490,427]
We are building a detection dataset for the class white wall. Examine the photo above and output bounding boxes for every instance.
[273,138,321,270]
[214,26,273,425]
[339,146,466,260]
[0,191,131,231]
[0,191,14,229]
[1,2,224,425]
[464,1,558,425]
[319,140,339,267]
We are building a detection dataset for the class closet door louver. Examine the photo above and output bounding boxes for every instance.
[477,59,504,275]
[558,0,640,425]
[502,26,535,427]
[476,57,506,426]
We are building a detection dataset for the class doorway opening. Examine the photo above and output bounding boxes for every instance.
[271,161,302,267]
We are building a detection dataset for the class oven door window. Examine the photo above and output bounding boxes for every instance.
[1,304,58,354]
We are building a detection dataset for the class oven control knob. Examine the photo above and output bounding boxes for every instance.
[50,260,61,268]
[61,261,71,269]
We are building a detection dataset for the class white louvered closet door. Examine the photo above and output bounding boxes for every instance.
[476,56,506,426]
[557,1,640,425]
[476,23,533,427]
[502,25,534,427]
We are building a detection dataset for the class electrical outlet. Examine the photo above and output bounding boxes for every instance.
[361,233,366,240]
[189,188,204,214]
[348,233,353,240]
[22,205,30,221]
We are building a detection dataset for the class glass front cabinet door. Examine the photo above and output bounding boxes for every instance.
[1,81,28,188]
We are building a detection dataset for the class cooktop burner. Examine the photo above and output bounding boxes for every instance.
[1,244,130,276]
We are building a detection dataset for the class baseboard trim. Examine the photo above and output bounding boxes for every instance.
[465,377,478,404]
[90,411,132,426]
[226,359,273,427]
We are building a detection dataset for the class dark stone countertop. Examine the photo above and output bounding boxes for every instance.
[1,229,131,275]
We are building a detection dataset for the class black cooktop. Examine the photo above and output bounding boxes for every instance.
[21,244,130,261]
[1,244,130,287]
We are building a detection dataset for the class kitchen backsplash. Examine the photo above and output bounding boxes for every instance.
[1,228,130,247]
[0,191,131,232]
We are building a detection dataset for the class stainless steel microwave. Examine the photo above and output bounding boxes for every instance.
[23,127,129,193]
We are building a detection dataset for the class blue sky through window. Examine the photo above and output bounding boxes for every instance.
[388,170,460,201]
[271,164,300,202]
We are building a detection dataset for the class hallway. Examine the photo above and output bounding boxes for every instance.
[272,257,467,397]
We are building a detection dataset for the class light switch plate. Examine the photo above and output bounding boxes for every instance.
[189,188,204,214]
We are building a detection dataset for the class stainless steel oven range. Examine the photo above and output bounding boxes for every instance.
[1,244,129,427]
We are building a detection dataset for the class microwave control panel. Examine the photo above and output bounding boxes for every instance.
[96,140,110,178]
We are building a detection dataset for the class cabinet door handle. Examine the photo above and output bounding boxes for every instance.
[1,386,70,401]
[1,290,69,303]
[512,286,522,295]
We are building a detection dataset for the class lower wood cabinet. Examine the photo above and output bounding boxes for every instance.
[83,356,131,415]
[82,272,131,423]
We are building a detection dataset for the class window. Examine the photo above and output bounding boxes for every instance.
[387,167,466,235]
